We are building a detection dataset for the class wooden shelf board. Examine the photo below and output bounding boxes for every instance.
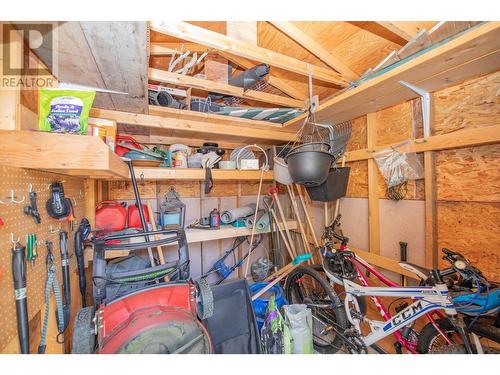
[90,107,297,144]
[0,130,129,179]
[284,22,500,129]
[84,220,297,264]
[132,167,274,181]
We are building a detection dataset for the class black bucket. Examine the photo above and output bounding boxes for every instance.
[306,167,350,202]
[285,143,333,187]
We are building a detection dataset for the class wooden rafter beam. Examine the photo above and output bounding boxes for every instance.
[89,107,297,143]
[149,21,349,87]
[349,21,416,46]
[269,21,359,81]
[150,42,210,55]
[148,67,305,108]
[217,51,307,100]
[375,22,423,42]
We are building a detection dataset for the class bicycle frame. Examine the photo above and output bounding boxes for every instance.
[329,242,454,352]
[342,278,457,349]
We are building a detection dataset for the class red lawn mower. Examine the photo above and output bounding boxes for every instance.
[71,159,214,354]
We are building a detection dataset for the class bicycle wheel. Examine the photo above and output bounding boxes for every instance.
[418,317,500,353]
[284,265,348,353]
[431,344,499,354]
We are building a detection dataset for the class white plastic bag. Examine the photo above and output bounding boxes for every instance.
[373,141,424,188]
[283,304,313,354]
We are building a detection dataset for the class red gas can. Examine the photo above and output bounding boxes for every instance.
[95,201,127,232]
[115,134,143,157]
[127,203,150,229]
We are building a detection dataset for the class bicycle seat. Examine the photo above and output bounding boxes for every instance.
[398,262,431,280]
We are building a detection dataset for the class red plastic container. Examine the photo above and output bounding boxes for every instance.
[127,203,150,229]
[115,134,143,157]
[95,200,127,232]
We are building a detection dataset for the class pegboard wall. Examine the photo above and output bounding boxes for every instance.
[0,165,85,351]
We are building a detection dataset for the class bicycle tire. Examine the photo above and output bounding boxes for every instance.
[418,317,500,353]
[284,265,348,353]
[71,306,96,354]
[431,344,499,354]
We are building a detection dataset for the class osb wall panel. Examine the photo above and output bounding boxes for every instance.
[346,116,367,152]
[375,100,416,145]
[0,166,85,352]
[345,160,368,198]
[437,201,499,280]
[433,71,500,135]
[436,144,500,202]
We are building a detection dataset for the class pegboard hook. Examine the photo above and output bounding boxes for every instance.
[10,233,20,245]
[7,190,25,204]
[49,224,61,234]
[28,183,33,193]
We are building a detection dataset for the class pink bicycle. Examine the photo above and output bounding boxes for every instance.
[284,216,456,354]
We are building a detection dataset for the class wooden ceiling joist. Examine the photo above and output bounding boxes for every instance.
[269,21,359,81]
[284,22,500,128]
[216,51,307,100]
[90,107,297,143]
[149,21,349,87]
[148,67,305,108]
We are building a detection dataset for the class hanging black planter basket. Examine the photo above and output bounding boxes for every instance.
[285,142,333,187]
[306,167,350,202]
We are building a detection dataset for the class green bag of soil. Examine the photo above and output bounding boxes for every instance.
[260,295,292,354]
[38,88,96,134]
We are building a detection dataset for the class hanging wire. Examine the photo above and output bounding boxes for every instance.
[386,181,408,201]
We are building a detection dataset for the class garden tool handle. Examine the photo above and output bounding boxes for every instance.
[12,244,29,354]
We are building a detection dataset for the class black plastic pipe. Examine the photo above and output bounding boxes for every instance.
[12,243,29,354]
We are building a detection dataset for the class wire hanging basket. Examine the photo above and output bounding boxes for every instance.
[276,113,352,186]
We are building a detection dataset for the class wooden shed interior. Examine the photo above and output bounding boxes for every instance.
[0,19,498,356]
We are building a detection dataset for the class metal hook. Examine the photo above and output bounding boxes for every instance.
[49,224,61,234]
[7,190,25,204]
[10,233,20,244]
[28,183,33,193]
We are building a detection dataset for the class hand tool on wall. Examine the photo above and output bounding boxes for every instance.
[75,218,91,307]
[243,166,266,278]
[59,231,71,333]
[263,197,279,271]
[267,204,295,262]
[268,187,297,257]
[26,234,37,269]
[38,241,65,354]
[295,185,319,248]
[12,241,29,353]
[286,185,310,255]
[251,253,312,301]
[24,191,41,224]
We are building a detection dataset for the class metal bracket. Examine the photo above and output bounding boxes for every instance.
[399,81,431,137]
